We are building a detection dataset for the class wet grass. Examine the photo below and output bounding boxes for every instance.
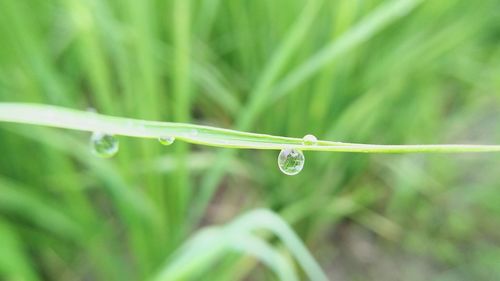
[1,0,500,280]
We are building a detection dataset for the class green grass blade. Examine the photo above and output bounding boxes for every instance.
[228,209,328,281]
[273,0,424,101]
[1,103,500,153]
[0,220,40,281]
[151,211,302,281]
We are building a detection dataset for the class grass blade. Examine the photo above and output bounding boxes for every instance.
[1,103,500,153]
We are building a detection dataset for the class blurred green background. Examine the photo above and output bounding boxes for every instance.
[1,0,500,280]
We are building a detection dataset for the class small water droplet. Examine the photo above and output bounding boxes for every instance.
[90,132,119,158]
[158,136,175,146]
[278,148,305,176]
[302,134,318,145]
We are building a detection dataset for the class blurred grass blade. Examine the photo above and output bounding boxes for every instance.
[273,0,424,100]
[0,220,40,281]
[151,230,298,281]
[0,177,82,238]
[228,209,329,281]
[151,210,309,281]
[237,0,324,129]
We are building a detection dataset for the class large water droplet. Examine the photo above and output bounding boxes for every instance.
[90,132,119,158]
[278,148,305,176]
[302,134,318,145]
[158,136,175,146]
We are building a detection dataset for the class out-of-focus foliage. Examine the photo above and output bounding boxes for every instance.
[0,0,499,280]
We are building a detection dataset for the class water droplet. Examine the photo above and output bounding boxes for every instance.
[278,148,305,176]
[158,136,175,146]
[302,134,318,145]
[90,132,119,158]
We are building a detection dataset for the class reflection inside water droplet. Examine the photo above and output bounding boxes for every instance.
[90,132,119,158]
[277,148,305,176]
[302,134,317,145]
[158,136,175,146]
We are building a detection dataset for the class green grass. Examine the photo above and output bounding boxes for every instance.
[1,0,500,280]
[2,103,500,154]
